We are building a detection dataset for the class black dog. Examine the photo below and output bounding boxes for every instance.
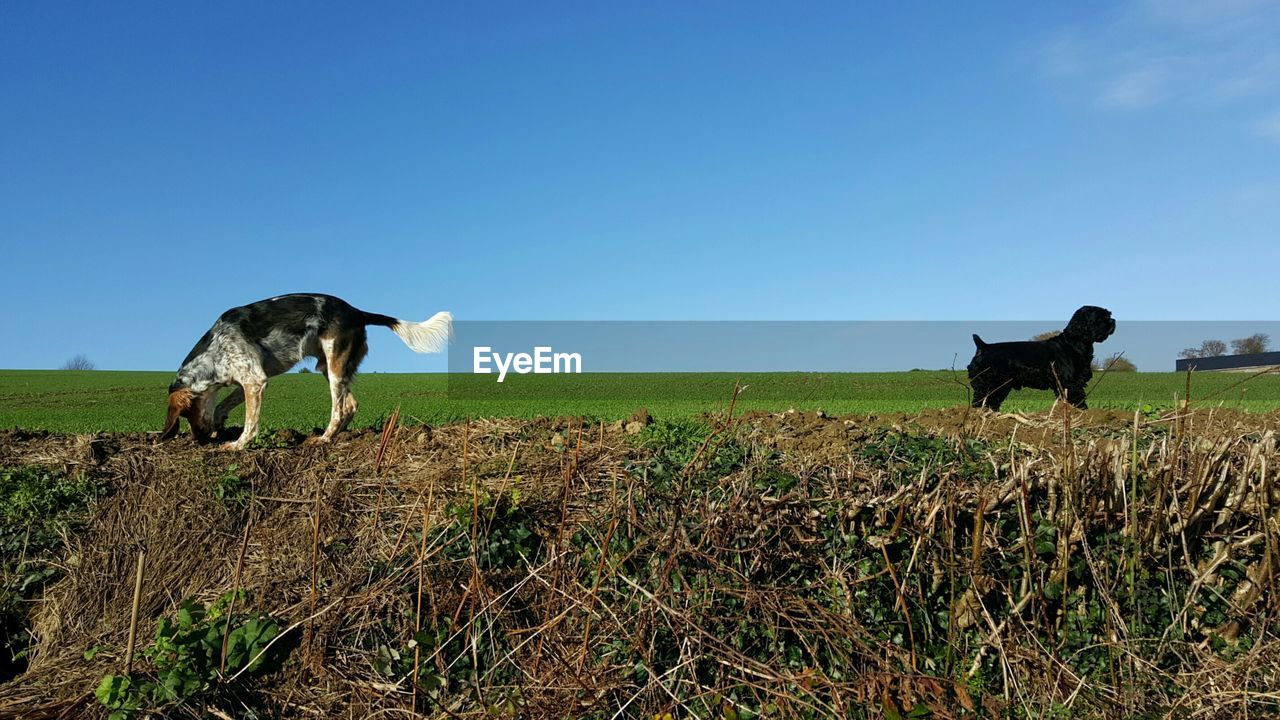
[967,306,1115,411]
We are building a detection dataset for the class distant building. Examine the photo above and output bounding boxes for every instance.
[1175,351,1280,372]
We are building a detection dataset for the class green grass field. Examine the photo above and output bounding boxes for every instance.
[2,369,1278,434]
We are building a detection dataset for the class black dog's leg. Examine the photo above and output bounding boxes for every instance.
[1064,386,1088,409]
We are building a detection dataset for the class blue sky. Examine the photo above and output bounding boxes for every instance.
[2,1,1278,371]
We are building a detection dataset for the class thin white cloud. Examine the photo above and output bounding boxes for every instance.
[1040,33,1087,79]
[1232,180,1280,205]
[1099,68,1168,108]
[1252,110,1280,142]
[1039,0,1280,131]
[1140,0,1275,27]
[1216,71,1271,99]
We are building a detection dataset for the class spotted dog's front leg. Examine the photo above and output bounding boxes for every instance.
[223,381,265,450]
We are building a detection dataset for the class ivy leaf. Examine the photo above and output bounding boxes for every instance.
[176,599,202,630]
[1044,581,1063,601]
[95,674,130,708]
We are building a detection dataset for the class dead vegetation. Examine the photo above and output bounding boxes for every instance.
[1,405,1279,718]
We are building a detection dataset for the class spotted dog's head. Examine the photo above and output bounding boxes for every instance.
[160,387,212,442]
[1063,305,1115,344]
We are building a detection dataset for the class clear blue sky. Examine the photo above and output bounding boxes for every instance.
[2,1,1278,371]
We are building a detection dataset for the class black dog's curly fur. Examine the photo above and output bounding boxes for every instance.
[967,306,1116,411]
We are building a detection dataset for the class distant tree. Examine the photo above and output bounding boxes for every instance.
[60,354,95,370]
[1178,339,1228,359]
[1032,331,1060,341]
[1231,333,1271,356]
[1093,355,1136,372]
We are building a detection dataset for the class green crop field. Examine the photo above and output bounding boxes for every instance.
[2,369,1278,434]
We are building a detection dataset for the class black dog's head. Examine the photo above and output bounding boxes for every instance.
[1063,306,1115,344]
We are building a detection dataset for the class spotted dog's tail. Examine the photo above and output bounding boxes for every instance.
[361,310,453,353]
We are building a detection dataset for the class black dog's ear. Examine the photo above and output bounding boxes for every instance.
[160,389,191,440]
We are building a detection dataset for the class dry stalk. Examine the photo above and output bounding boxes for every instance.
[371,405,402,532]
[219,507,255,676]
[123,549,145,675]
[304,480,323,672]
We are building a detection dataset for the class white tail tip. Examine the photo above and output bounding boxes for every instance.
[391,311,453,354]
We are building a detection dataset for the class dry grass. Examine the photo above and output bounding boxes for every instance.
[1,406,1279,718]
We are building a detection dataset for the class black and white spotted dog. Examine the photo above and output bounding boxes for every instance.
[967,305,1115,411]
[161,294,451,449]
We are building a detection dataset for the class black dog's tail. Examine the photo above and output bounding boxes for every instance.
[972,333,986,350]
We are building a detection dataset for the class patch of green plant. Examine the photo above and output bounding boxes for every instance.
[443,490,541,570]
[637,418,714,466]
[857,430,995,483]
[371,623,449,693]
[1140,403,1168,420]
[208,461,248,502]
[246,429,299,450]
[636,418,749,486]
[0,465,105,679]
[365,604,521,710]
[95,591,285,719]
[212,464,251,505]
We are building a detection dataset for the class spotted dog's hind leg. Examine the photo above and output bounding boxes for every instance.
[313,337,343,443]
[313,330,368,444]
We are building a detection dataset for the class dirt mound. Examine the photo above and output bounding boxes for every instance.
[742,405,1280,466]
[1,408,1279,718]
